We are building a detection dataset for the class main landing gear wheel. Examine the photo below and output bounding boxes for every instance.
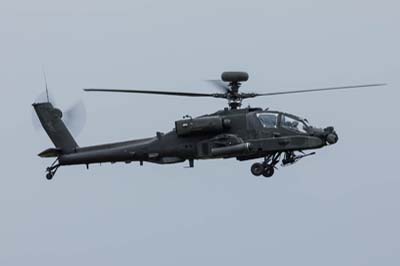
[250,153,281,177]
[251,163,264,176]
[262,166,274,178]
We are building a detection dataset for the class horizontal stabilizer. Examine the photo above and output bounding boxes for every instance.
[38,148,62,158]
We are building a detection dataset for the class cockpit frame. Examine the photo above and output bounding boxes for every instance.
[256,111,310,134]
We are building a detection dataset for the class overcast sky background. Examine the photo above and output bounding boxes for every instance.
[1,0,399,265]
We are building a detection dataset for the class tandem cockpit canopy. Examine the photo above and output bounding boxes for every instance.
[256,111,310,133]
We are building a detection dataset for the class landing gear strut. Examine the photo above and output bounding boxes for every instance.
[250,151,316,177]
[45,159,60,180]
[250,153,281,178]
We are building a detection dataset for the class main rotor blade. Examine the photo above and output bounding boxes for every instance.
[84,88,224,98]
[254,83,387,97]
[205,80,231,92]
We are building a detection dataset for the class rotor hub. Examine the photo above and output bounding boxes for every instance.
[221,72,249,109]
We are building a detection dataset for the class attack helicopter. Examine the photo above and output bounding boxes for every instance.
[33,72,385,180]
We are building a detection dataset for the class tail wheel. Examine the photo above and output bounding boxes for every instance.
[45,160,59,180]
[46,173,54,180]
[251,163,264,176]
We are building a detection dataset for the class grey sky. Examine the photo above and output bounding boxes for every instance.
[1,0,399,265]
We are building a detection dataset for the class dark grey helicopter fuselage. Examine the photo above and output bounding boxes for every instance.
[52,106,335,167]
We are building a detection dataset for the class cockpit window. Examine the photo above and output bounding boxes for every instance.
[257,113,279,128]
[281,115,308,133]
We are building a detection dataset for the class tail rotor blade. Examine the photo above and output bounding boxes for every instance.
[63,100,87,137]
[32,92,86,137]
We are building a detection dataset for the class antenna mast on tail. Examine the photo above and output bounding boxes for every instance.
[42,66,50,103]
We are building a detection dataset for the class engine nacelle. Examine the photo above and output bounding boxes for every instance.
[175,116,230,137]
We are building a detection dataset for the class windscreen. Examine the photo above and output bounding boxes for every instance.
[281,115,308,133]
[257,113,279,128]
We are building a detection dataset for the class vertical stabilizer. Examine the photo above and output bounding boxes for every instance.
[33,102,78,153]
